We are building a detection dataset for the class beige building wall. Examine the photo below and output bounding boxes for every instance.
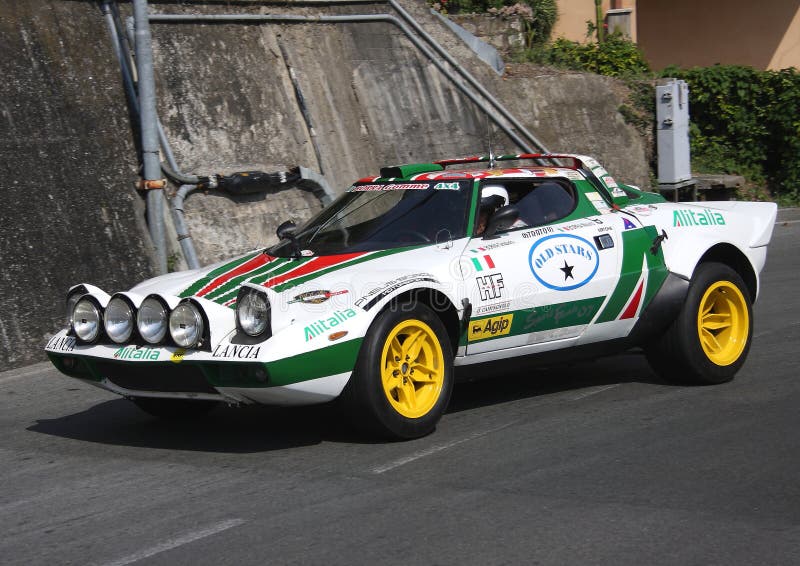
[552,1,637,43]
[637,0,800,70]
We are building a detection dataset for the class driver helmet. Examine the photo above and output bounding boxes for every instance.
[480,185,509,209]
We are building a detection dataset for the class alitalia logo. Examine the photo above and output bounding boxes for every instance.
[304,309,356,341]
[113,346,160,360]
[673,209,726,227]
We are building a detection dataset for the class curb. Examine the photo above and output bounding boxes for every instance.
[777,207,800,222]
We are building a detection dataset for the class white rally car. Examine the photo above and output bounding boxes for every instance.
[46,154,777,439]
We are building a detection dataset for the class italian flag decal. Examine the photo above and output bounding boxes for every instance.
[179,247,418,307]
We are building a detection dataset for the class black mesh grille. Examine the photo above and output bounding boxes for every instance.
[95,362,219,394]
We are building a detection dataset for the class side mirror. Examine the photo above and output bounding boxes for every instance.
[276,220,301,259]
[276,220,297,241]
[483,206,519,239]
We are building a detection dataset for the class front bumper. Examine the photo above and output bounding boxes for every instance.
[45,331,362,406]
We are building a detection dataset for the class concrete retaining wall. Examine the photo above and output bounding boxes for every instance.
[0,0,651,368]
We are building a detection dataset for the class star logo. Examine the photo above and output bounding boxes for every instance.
[560,260,574,280]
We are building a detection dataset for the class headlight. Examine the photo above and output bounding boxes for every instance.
[66,289,84,326]
[236,288,271,338]
[169,302,204,348]
[104,296,135,344]
[72,298,101,342]
[137,296,168,344]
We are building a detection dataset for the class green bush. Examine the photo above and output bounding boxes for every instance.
[663,65,800,201]
[513,33,651,77]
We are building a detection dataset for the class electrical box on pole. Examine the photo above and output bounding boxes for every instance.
[656,78,691,185]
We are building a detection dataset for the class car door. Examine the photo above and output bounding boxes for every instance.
[463,179,634,356]
[521,213,623,345]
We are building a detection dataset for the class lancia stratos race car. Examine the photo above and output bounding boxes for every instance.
[46,154,777,439]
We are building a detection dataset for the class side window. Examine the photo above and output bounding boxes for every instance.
[507,180,577,228]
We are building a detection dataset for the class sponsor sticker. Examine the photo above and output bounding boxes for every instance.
[170,348,186,363]
[469,314,514,342]
[351,183,429,192]
[304,309,356,341]
[113,346,160,361]
[586,192,612,213]
[528,234,599,291]
[603,175,619,189]
[673,209,726,227]
[47,335,76,352]
[355,274,436,310]
[433,182,460,190]
[583,157,601,170]
[476,273,505,300]
[521,226,554,239]
[628,204,655,216]
[212,344,262,359]
[558,220,596,232]
[622,217,637,230]
[474,300,511,315]
[289,289,349,305]
[470,240,515,252]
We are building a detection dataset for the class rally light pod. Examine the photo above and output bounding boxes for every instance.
[72,296,103,343]
[169,301,206,349]
[104,295,136,344]
[137,295,170,344]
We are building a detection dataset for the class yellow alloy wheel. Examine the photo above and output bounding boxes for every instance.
[380,318,445,419]
[697,281,749,366]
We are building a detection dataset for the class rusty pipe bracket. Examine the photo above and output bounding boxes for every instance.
[136,178,168,191]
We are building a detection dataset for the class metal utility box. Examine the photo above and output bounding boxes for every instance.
[656,78,691,184]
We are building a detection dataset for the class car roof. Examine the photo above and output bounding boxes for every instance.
[355,153,598,183]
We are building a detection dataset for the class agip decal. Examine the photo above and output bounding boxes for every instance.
[468,314,514,342]
[528,234,599,291]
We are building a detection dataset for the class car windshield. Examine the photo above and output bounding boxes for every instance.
[268,180,473,256]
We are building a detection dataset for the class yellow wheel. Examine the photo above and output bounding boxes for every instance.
[340,303,454,439]
[646,262,753,385]
[697,281,750,366]
[380,319,445,419]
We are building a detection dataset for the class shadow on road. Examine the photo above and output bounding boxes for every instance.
[450,350,670,413]
[28,351,669,452]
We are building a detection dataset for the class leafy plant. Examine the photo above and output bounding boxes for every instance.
[663,65,800,201]
[513,32,650,78]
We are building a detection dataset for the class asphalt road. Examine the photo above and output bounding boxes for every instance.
[2,220,798,566]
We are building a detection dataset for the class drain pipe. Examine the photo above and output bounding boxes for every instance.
[148,13,538,154]
[109,5,334,270]
[132,0,168,274]
[172,184,201,269]
[102,2,139,121]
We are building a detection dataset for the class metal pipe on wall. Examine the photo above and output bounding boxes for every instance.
[172,185,201,269]
[132,0,168,274]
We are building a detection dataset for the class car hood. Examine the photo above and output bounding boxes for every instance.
[128,245,437,309]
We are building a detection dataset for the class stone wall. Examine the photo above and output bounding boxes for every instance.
[0,0,651,369]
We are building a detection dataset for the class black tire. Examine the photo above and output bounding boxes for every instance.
[340,302,454,440]
[645,262,753,385]
[132,397,218,420]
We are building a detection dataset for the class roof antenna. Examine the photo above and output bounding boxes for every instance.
[486,112,496,169]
